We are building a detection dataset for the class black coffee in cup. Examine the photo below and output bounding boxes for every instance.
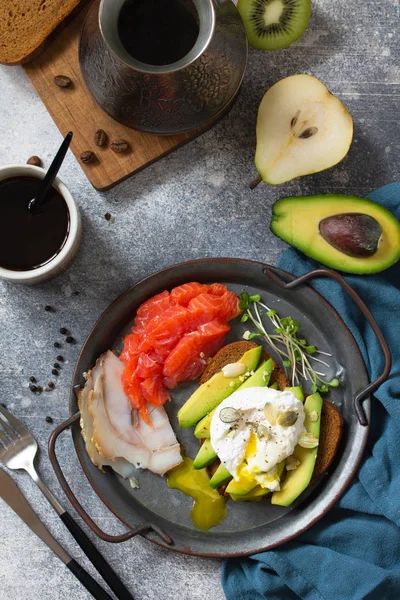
[0,176,70,271]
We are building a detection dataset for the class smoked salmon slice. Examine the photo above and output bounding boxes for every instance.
[120,282,241,416]
[162,318,230,389]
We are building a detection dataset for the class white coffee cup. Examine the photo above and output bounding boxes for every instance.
[0,165,82,284]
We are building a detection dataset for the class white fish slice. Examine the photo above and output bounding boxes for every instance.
[81,352,183,477]
[78,359,137,479]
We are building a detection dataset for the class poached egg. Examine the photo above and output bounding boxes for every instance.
[210,387,306,491]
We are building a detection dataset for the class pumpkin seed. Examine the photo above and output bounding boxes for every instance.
[219,407,241,423]
[263,402,278,425]
[277,410,298,428]
[286,456,300,471]
[307,410,319,422]
[222,362,246,377]
[298,432,319,448]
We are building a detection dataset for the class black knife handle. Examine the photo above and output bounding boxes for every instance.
[61,511,134,600]
[66,558,114,600]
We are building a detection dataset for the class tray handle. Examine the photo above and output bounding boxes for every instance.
[48,412,173,545]
[263,266,392,426]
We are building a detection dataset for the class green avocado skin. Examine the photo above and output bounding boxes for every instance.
[209,463,232,489]
[193,439,217,469]
[271,194,400,274]
[271,392,323,507]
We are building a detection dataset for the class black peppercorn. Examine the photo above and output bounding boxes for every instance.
[56,355,64,362]
[45,416,53,424]
[66,336,75,344]
[104,212,112,221]
[29,376,36,383]
[30,385,37,392]
[73,291,80,296]
[54,342,61,348]
[36,386,43,394]
[45,305,53,312]
[59,328,68,335]
[51,369,59,376]
[48,382,55,389]
[53,363,61,369]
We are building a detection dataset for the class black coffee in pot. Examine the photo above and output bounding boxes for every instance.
[118,0,200,66]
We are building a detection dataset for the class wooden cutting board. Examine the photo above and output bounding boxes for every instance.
[23,0,205,191]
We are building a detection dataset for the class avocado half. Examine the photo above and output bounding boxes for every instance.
[271,194,400,274]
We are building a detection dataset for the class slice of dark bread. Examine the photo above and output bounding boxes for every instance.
[199,341,343,495]
[312,399,343,481]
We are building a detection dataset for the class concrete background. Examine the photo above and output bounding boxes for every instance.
[0,1,399,598]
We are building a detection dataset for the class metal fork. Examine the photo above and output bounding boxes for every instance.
[0,404,134,600]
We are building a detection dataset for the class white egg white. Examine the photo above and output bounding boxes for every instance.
[210,387,306,490]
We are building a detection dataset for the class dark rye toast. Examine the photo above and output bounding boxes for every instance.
[199,341,343,495]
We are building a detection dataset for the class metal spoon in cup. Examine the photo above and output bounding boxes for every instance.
[28,131,73,213]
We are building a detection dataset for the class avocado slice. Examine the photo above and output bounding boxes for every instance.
[284,386,304,402]
[225,475,258,496]
[229,460,286,500]
[269,382,279,390]
[230,485,267,502]
[193,439,217,469]
[271,392,323,507]
[209,463,232,489]
[178,346,262,428]
[194,358,274,439]
[271,194,400,274]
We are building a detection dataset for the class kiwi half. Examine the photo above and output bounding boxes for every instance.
[237,0,311,50]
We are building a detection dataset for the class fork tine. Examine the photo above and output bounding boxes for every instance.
[0,405,29,438]
[0,414,19,442]
[0,429,9,447]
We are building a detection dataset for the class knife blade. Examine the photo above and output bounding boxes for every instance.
[0,468,113,600]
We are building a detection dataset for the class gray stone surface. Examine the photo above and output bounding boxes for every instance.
[0,1,399,599]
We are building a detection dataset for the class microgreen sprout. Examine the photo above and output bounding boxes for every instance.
[239,291,339,393]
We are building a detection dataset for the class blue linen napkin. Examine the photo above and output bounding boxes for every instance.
[222,183,400,600]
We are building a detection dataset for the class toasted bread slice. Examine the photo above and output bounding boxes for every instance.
[199,341,342,496]
[0,0,81,65]
[312,399,343,481]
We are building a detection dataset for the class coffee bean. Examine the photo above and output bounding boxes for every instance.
[80,151,95,164]
[54,75,72,88]
[27,156,42,167]
[95,129,108,147]
[110,140,130,153]
[45,416,54,424]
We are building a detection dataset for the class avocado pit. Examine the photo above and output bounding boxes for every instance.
[319,213,382,258]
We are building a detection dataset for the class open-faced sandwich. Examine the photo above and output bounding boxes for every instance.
[178,341,343,506]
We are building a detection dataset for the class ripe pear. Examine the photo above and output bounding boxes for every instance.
[255,75,353,185]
